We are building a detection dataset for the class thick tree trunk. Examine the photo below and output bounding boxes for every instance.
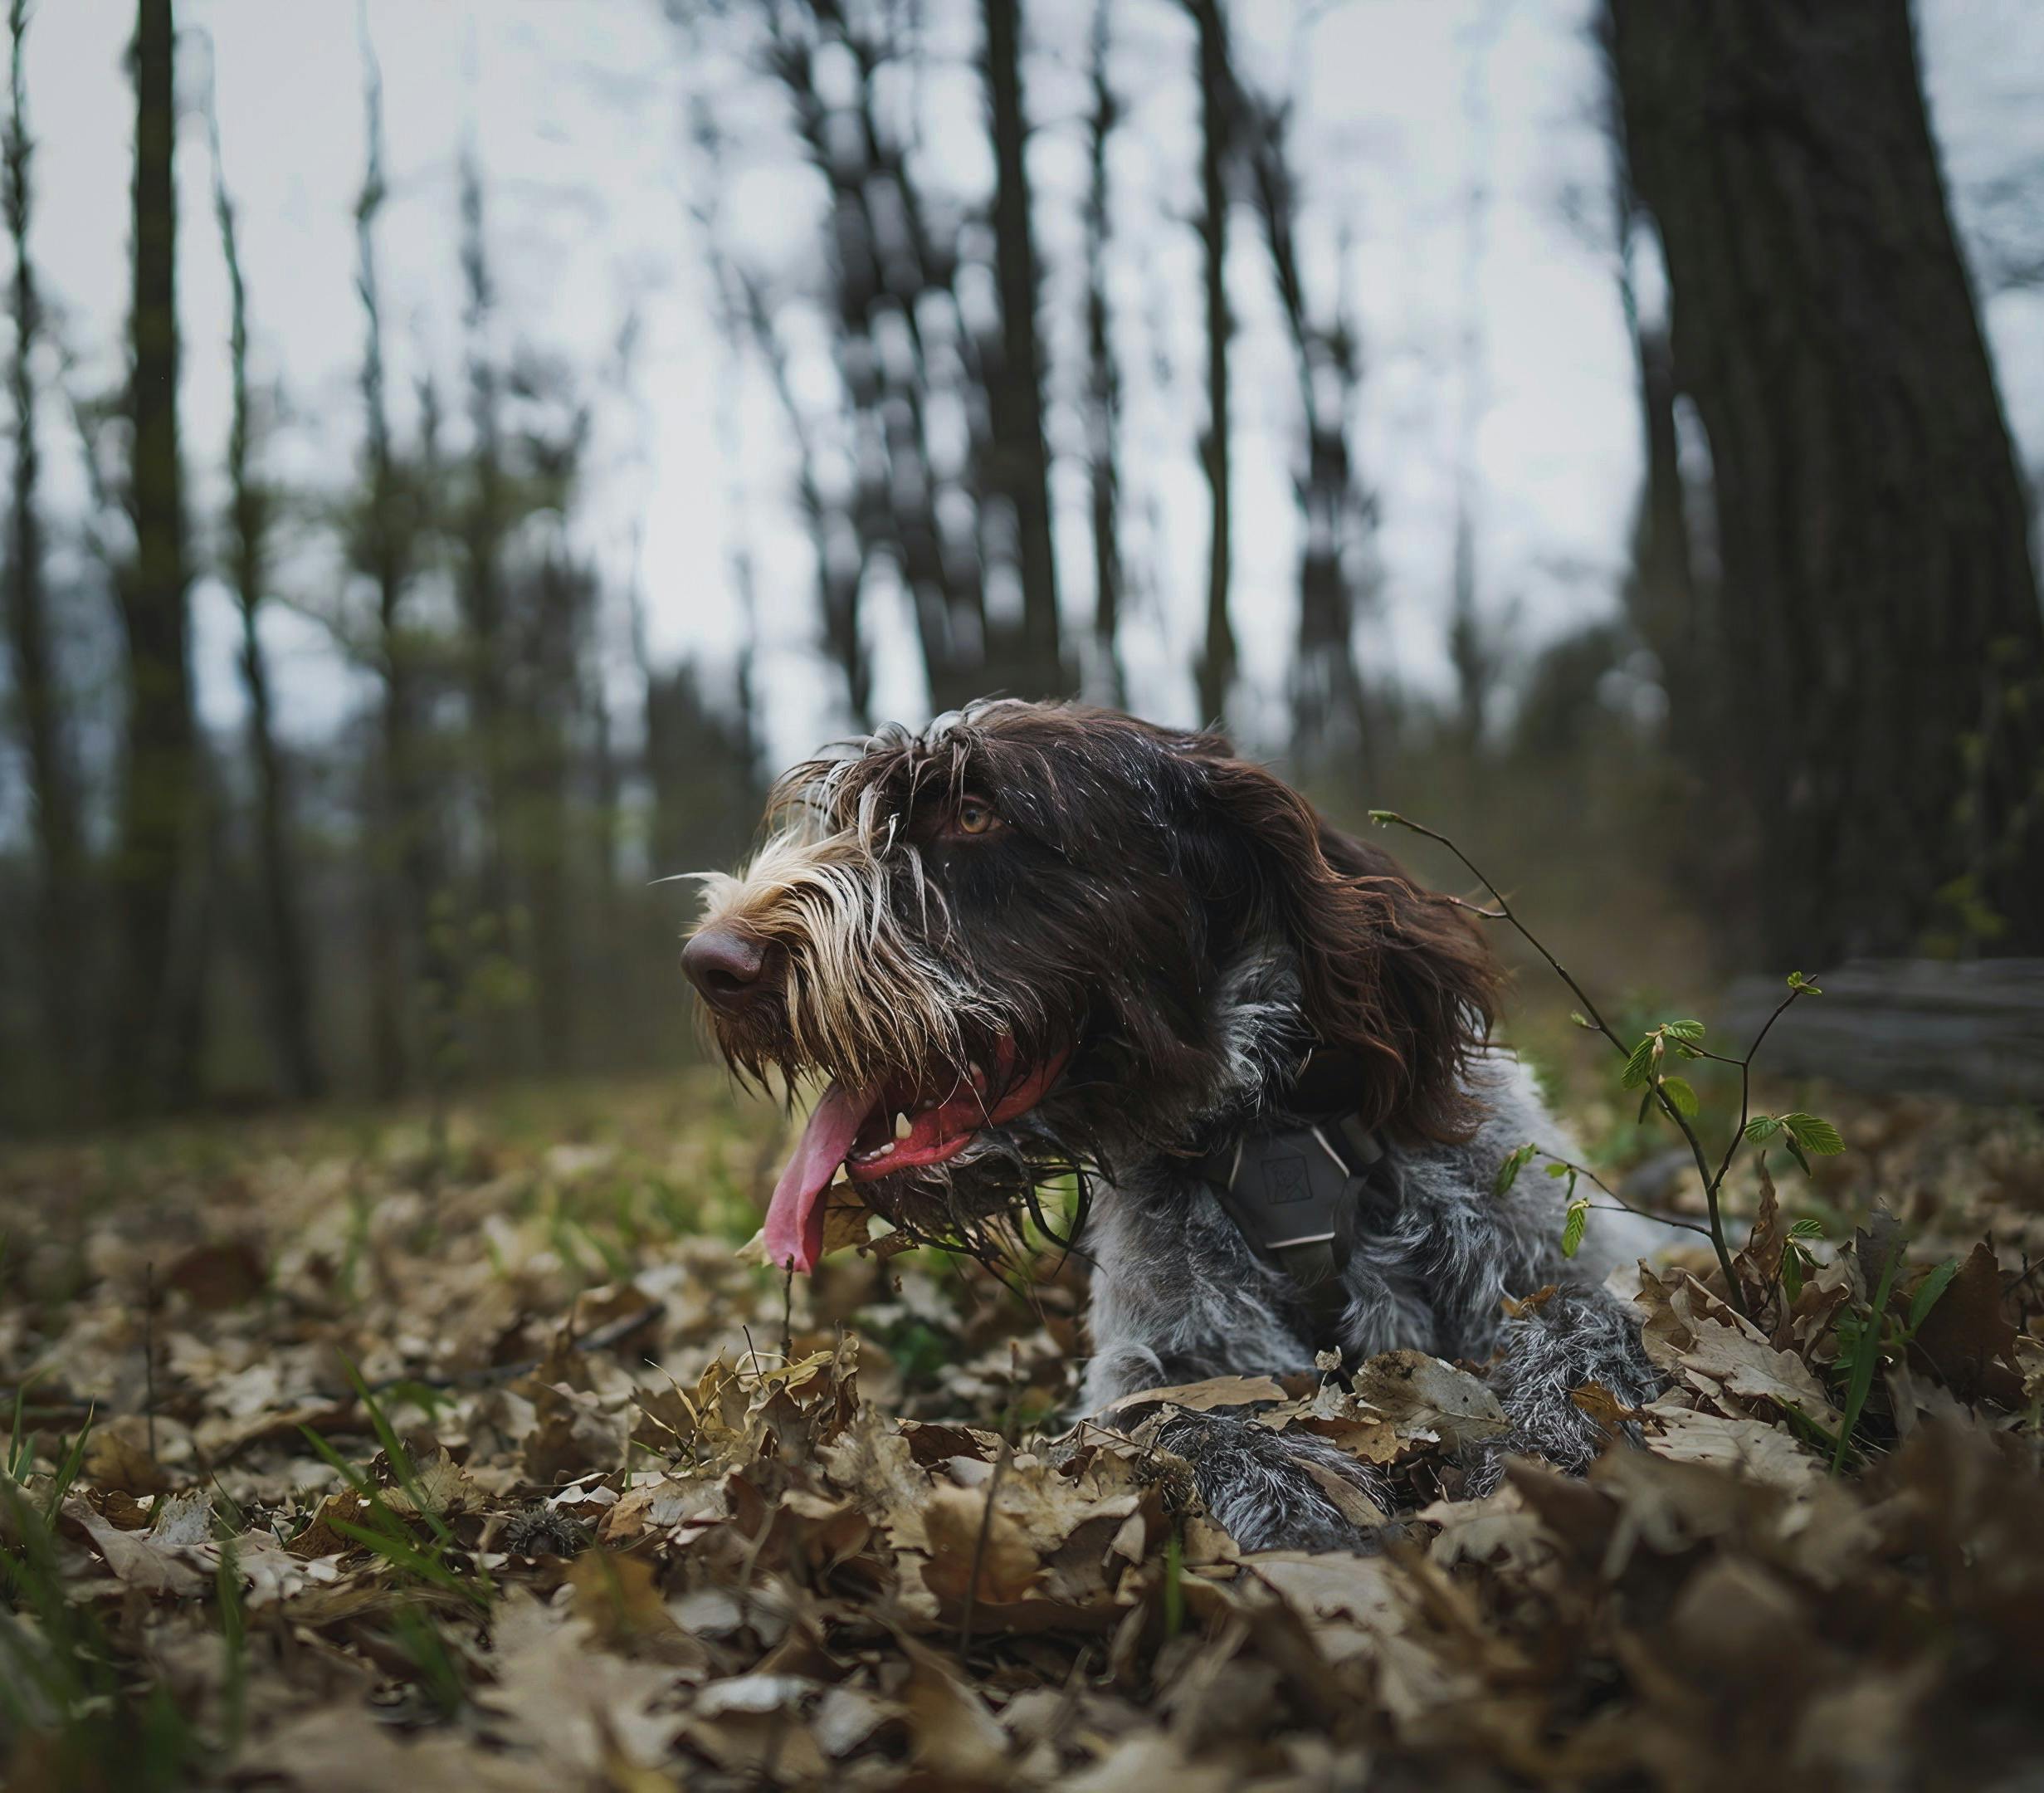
[110,0,198,1112]
[1189,0,1235,730]
[2,0,86,1102]
[1607,0,2044,964]
[979,0,1066,701]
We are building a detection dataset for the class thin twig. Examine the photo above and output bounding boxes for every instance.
[957,1444,1011,1659]
[144,1261,159,1460]
[780,1262,795,1366]
[1711,984,1807,1195]
[1374,812,1620,1038]
[1374,812,1750,1312]
[1530,1148,1715,1240]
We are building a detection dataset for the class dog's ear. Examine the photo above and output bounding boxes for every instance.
[1191,750,1499,1141]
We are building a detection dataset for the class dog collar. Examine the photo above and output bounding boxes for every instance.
[1195,1112,1383,1336]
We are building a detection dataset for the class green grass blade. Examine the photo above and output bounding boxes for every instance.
[1832,1249,1903,1475]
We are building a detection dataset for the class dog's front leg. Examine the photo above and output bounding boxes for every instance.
[1080,1172,1389,1552]
[1470,1287,1662,1494]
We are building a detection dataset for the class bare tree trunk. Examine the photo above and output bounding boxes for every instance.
[208,89,321,1102]
[2,0,85,1103]
[1609,203,1753,937]
[1607,0,2044,963]
[740,271,868,729]
[1082,0,1124,709]
[628,579,681,886]
[457,149,516,937]
[359,753,406,1097]
[1445,503,1489,753]
[1445,23,1501,764]
[1246,90,1374,774]
[110,0,198,1113]
[354,36,448,1097]
[766,1,989,717]
[524,550,583,1076]
[1607,95,1713,777]
[978,0,1066,701]
[1188,0,1235,729]
[690,96,870,731]
[357,45,406,1097]
[588,638,622,904]
[1623,323,1702,722]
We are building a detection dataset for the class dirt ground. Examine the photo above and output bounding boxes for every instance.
[3,1064,2043,1791]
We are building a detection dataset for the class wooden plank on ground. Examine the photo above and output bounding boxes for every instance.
[1721,959,2044,1105]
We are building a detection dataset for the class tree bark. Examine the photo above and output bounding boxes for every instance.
[767,2,987,718]
[521,548,591,1077]
[110,0,198,1113]
[354,42,450,1097]
[1246,90,1374,774]
[979,0,1066,701]
[2,0,86,1102]
[1607,0,2044,964]
[1622,320,1703,730]
[210,94,322,1101]
[1082,0,1124,709]
[731,259,867,729]
[457,151,516,936]
[1188,0,1235,730]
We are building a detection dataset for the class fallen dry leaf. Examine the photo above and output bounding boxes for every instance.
[1349,1349,1509,1446]
[1102,1373,1288,1414]
[7,1082,2043,1791]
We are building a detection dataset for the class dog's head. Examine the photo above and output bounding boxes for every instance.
[685,700,1497,1271]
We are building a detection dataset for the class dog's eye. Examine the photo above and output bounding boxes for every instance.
[954,795,1001,837]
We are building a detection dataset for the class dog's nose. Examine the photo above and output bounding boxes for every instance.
[683,926,768,1014]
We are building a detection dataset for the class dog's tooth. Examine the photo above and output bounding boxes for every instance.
[968,1060,987,1087]
[894,1111,914,1141]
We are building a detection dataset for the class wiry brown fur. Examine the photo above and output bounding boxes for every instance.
[1187,744,1500,1144]
[687,700,1663,1549]
[695,823,989,1094]
[691,700,1500,1240]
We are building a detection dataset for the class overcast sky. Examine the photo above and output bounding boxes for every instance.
[19,0,2044,772]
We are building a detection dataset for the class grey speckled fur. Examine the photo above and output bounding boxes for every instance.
[1082,967,1671,1551]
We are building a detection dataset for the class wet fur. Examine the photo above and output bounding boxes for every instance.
[692,701,1666,1552]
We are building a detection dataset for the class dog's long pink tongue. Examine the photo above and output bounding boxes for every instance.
[764,1082,874,1273]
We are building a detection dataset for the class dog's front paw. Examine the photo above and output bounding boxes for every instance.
[1153,1409,1392,1555]
[1471,1287,1666,1493]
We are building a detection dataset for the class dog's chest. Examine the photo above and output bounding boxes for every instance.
[1196,1116,1388,1344]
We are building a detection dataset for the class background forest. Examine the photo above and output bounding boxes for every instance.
[8,7,2044,1790]
[1,0,2042,1130]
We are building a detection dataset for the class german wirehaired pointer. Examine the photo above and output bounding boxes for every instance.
[685,701,1661,1551]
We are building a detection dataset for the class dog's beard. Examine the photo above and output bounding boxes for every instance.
[851,1115,1095,1270]
[693,806,1295,1275]
[695,826,997,1095]
[692,806,1110,1271]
